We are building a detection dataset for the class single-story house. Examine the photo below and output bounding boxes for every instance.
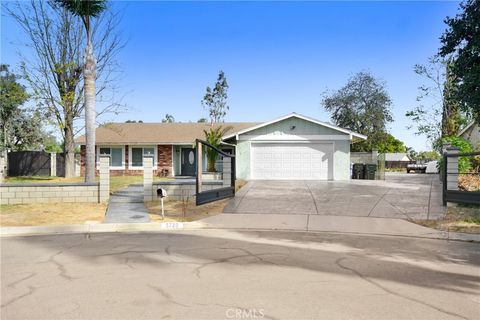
[384,153,413,169]
[458,121,480,149]
[76,113,366,180]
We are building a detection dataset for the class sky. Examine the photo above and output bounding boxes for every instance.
[1,1,461,151]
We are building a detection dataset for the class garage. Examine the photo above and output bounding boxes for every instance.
[251,143,333,180]
[222,113,367,181]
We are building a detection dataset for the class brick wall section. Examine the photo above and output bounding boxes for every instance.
[0,183,99,205]
[158,145,173,177]
[80,145,86,176]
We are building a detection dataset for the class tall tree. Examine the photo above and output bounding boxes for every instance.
[321,71,394,152]
[56,0,107,182]
[0,65,46,152]
[162,114,175,123]
[6,0,123,178]
[442,59,462,136]
[439,0,480,122]
[201,71,229,124]
[406,57,467,148]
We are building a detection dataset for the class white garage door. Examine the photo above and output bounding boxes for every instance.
[251,143,332,180]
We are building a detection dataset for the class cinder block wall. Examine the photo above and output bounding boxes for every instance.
[351,152,377,164]
[0,183,100,205]
[151,181,222,201]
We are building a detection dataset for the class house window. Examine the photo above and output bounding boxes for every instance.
[131,147,155,167]
[99,147,123,167]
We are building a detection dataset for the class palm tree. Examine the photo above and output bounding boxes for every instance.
[56,0,107,182]
[203,126,231,172]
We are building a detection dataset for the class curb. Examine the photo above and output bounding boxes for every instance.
[1,220,479,242]
[0,221,202,237]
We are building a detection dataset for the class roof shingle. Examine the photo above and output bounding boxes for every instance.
[76,122,258,145]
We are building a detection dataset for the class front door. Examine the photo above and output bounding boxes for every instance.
[181,148,196,176]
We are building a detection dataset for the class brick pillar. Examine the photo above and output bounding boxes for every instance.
[50,153,57,177]
[80,145,86,177]
[144,156,153,202]
[445,147,459,191]
[99,156,110,203]
[222,157,231,187]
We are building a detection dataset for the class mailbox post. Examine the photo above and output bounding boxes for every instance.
[156,187,167,219]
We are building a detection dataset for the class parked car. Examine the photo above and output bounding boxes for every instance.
[407,163,427,173]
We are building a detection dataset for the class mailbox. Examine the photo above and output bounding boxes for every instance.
[157,188,167,198]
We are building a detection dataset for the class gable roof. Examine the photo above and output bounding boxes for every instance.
[76,122,259,145]
[385,153,412,162]
[458,121,478,137]
[222,113,367,142]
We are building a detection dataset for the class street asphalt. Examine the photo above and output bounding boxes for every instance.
[2,230,479,320]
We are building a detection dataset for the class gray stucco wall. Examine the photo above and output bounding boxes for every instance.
[333,140,350,180]
[236,140,251,180]
[242,117,347,137]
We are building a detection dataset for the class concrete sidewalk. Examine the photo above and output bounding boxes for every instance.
[200,214,480,241]
[1,213,479,242]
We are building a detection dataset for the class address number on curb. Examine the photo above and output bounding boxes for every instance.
[160,222,184,230]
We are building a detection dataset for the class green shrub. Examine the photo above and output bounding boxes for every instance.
[441,136,474,173]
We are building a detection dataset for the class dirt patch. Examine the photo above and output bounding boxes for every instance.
[458,174,480,192]
[0,203,107,227]
[145,199,229,222]
[414,205,480,234]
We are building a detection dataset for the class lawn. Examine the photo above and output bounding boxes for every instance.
[0,203,107,227]
[415,204,480,234]
[3,175,172,193]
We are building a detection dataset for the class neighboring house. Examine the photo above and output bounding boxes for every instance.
[76,113,366,180]
[458,122,480,149]
[384,153,413,169]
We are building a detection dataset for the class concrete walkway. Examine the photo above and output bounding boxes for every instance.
[104,185,150,223]
[225,173,445,219]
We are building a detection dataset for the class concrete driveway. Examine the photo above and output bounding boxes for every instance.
[225,173,445,220]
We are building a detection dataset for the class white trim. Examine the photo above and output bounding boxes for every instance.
[249,141,335,180]
[171,145,174,177]
[93,142,194,146]
[96,145,125,170]
[239,134,350,141]
[458,121,476,137]
[222,113,367,141]
[128,145,157,170]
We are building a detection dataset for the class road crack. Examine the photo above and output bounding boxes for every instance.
[335,257,469,320]
[148,285,190,307]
